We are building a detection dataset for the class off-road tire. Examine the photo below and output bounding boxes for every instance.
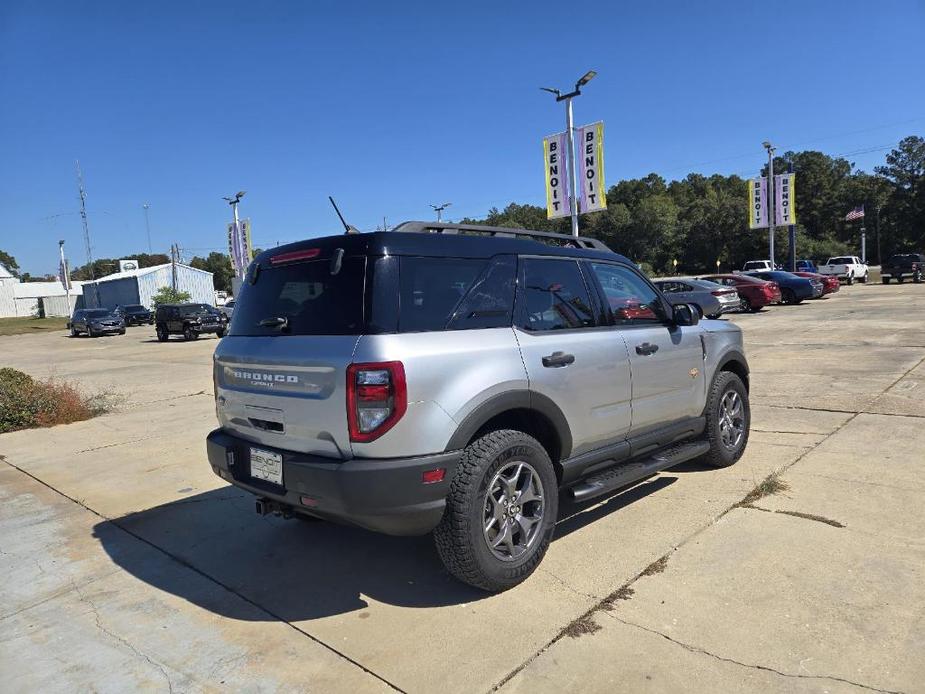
[914,273,923,284]
[882,277,890,284]
[216,328,225,338]
[699,371,750,468]
[156,326,168,342]
[183,327,196,341]
[70,327,79,337]
[434,430,558,592]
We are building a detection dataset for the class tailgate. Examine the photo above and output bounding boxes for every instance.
[214,335,359,457]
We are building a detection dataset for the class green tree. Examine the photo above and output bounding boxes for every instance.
[151,286,192,306]
[876,136,925,250]
[189,252,234,292]
[0,250,19,277]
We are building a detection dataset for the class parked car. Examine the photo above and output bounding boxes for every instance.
[155,303,226,341]
[818,256,869,284]
[744,270,819,304]
[793,271,840,296]
[220,298,236,319]
[742,260,775,272]
[69,308,125,337]
[698,274,781,312]
[206,221,752,592]
[880,253,924,284]
[114,303,154,325]
[652,278,735,318]
[795,259,818,273]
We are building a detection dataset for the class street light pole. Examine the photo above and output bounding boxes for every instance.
[763,141,776,267]
[542,70,597,237]
[222,191,246,279]
[430,202,452,222]
[143,203,153,254]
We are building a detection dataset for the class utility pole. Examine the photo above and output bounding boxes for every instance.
[875,205,882,266]
[76,160,100,306]
[143,203,153,253]
[860,224,867,264]
[170,243,178,291]
[542,70,597,237]
[763,142,776,267]
[430,202,451,222]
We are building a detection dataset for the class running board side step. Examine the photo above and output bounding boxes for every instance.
[569,440,711,503]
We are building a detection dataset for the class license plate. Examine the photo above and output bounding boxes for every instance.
[250,447,283,485]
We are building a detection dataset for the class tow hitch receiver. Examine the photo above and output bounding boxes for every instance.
[255,497,292,518]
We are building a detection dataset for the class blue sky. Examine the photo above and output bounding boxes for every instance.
[2,0,923,274]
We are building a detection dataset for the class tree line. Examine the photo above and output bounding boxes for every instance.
[462,135,925,275]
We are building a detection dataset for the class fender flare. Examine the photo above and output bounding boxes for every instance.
[444,390,573,459]
[716,349,750,390]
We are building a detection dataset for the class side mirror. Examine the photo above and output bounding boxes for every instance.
[673,303,699,326]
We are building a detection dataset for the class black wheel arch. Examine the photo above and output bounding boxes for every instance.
[444,391,573,475]
[716,350,750,392]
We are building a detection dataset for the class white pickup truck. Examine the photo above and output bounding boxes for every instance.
[818,256,869,285]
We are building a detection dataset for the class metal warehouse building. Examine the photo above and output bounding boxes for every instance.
[81,263,214,309]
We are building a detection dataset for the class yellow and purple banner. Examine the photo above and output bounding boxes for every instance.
[542,131,571,219]
[576,121,606,213]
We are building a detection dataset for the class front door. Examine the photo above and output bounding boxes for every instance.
[586,261,706,433]
[514,257,633,458]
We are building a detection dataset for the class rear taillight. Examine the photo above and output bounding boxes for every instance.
[346,361,407,443]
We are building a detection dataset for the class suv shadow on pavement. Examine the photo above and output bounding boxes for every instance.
[92,476,679,621]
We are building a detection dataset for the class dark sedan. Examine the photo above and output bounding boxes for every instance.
[744,271,821,304]
[793,271,840,296]
[69,308,125,337]
[652,278,732,318]
[115,304,154,325]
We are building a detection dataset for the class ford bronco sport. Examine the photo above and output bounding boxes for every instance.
[206,222,751,591]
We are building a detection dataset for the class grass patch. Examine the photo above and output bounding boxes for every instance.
[775,510,845,528]
[600,585,635,611]
[737,473,790,507]
[0,368,117,433]
[640,554,670,577]
[0,316,69,336]
[562,613,602,638]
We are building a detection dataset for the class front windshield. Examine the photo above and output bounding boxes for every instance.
[179,304,212,316]
[84,309,111,318]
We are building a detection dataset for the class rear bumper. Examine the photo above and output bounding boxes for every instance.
[206,429,460,536]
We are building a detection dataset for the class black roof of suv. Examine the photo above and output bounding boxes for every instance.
[249,222,630,267]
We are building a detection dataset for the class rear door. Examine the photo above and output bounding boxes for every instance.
[587,261,706,435]
[514,256,633,457]
[214,255,368,458]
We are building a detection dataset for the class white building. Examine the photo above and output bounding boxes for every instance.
[0,263,85,318]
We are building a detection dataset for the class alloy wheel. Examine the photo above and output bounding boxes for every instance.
[482,461,546,562]
[718,390,745,450]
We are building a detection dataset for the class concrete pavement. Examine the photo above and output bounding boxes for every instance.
[1,282,923,693]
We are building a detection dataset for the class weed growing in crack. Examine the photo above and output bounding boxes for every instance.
[600,586,635,611]
[563,614,602,638]
[737,473,790,507]
[641,554,669,577]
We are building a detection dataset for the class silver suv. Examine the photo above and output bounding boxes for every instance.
[206,222,751,591]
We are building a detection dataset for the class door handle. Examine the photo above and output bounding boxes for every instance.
[542,351,575,368]
[635,342,659,356]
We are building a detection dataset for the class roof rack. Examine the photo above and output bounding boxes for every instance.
[391,221,613,252]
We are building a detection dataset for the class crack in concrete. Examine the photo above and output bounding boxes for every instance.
[536,567,600,602]
[604,613,904,694]
[74,434,162,454]
[73,581,177,694]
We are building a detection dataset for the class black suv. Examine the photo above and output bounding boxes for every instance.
[155,303,226,341]
[115,304,154,326]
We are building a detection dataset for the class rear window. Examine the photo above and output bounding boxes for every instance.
[828,257,852,264]
[229,257,366,336]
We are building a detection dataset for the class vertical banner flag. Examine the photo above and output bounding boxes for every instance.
[576,122,607,213]
[239,218,253,265]
[747,177,769,229]
[774,173,797,226]
[543,131,571,219]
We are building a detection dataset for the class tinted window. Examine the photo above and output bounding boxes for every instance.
[84,309,110,318]
[519,258,595,331]
[397,257,513,332]
[229,257,366,336]
[829,257,853,264]
[590,262,665,324]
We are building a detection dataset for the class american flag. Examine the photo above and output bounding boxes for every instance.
[845,205,865,221]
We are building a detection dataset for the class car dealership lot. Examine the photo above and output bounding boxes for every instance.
[2,286,924,693]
